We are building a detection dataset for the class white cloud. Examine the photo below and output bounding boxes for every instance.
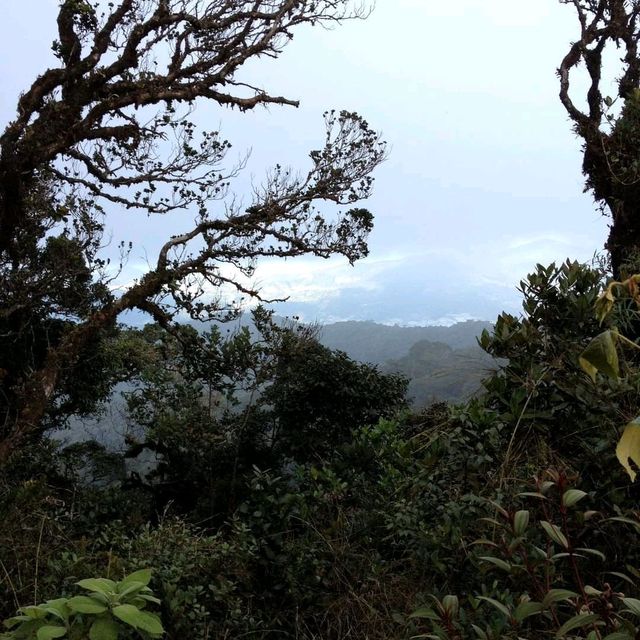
[238,252,409,305]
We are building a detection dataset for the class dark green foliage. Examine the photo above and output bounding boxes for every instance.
[411,471,640,639]
[260,334,408,461]
[5,261,640,640]
[478,261,640,486]
[122,309,408,518]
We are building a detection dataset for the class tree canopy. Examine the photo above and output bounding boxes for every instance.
[0,0,384,464]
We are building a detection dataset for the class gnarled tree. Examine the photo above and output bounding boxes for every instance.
[0,0,384,464]
[559,0,640,277]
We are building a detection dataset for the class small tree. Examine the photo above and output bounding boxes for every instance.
[0,0,385,464]
[559,0,640,276]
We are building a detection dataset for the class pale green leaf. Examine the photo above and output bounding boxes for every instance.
[556,613,600,637]
[119,569,152,589]
[3,616,31,629]
[41,600,70,623]
[479,556,511,571]
[616,420,640,481]
[408,607,439,621]
[562,489,587,507]
[117,582,145,599]
[67,596,107,614]
[542,589,578,608]
[513,510,530,535]
[579,330,619,381]
[620,596,640,617]
[517,492,547,500]
[36,625,67,640]
[19,606,47,620]
[540,521,569,548]
[76,579,116,596]
[441,595,459,617]
[89,617,119,640]
[112,605,163,636]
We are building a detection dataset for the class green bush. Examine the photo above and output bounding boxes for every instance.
[1,569,163,640]
[410,470,640,639]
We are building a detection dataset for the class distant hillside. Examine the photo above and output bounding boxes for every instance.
[383,340,496,406]
[315,320,496,406]
[318,319,492,364]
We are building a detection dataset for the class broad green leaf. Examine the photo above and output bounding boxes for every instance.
[117,582,145,599]
[602,632,633,639]
[112,604,142,628]
[513,601,543,622]
[479,556,511,571]
[89,617,119,640]
[540,480,556,493]
[36,625,67,640]
[579,330,619,382]
[131,610,163,636]
[5,619,40,637]
[556,613,600,637]
[42,600,70,623]
[542,589,578,608]
[477,596,511,618]
[4,616,31,629]
[19,606,48,620]
[513,510,529,535]
[562,489,587,507]
[112,605,163,635]
[77,579,116,596]
[67,596,107,614]
[616,419,640,481]
[119,569,152,589]
[540,521,569,548]
[408,607,440,620]
[620,596,640,617]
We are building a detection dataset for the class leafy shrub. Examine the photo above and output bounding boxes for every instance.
[411,470,640,639]
[1,569,163,640]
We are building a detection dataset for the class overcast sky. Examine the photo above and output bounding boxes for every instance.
[0,1,609,325]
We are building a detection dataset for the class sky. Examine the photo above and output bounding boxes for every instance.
[0,0,610,326]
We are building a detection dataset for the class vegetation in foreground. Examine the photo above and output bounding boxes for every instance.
[5,1,640,638]
[3,260,640,640]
